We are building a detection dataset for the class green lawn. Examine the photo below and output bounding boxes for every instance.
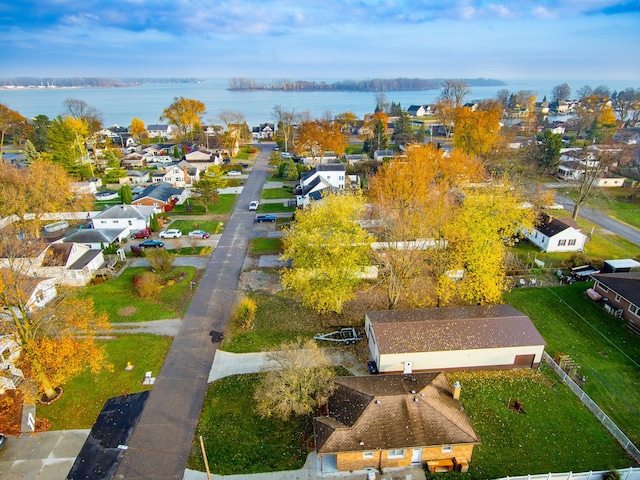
[564,187,640,230]
[222,293,329,352]
[170,194,237,215]
[261,187,294,199]
[442,368,633,479]
[40,334,173,430]
[249,237,282,255]
[162,219,221,235]
[256,203,296,214]
[75,266,200,323]
[505,282,640,445]
[187,374,314,475]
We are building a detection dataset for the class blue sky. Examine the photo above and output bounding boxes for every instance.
[2,0,639,80]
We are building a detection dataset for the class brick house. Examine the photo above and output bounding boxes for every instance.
[591,272,640,334]
[314,373,480,473]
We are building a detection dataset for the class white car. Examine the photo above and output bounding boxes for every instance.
[249,201,259,211]
[159,228,182,239]
[227,170,242,176]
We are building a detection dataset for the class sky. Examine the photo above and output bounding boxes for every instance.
[2,0,639,81]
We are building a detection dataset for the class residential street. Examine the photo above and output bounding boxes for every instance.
[553,193,640,247]
[114,147,273,479]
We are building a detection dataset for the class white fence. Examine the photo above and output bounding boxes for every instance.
[497,467,640,480]
[544,352,640,463]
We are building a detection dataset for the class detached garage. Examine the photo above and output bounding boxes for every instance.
[365,304,546,374]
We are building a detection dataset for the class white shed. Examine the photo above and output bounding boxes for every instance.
[365,304,546,374]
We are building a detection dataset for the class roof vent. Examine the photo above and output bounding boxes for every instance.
[359,441,365,446]
[414,398,420,403]
[411,390,416,394]
[375,400,381,404]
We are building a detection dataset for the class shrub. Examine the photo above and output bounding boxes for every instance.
[133,272,163,298]
[602,471,621,480]
[145,248,174,273]
[234,297,257,331]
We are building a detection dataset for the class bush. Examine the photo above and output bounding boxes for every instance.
[234,297,257,331]
[145,248,174,273]
[602,471,621,480]
[133,272,163,298]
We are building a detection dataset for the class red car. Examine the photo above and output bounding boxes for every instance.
[130,228,152,239]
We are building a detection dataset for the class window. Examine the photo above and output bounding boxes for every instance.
[568,239,576,246]
[558,239,567,246]
[597,283,609,293]
[442,446,453,453]
[630,305,639,316]
[388,449,404,458]
[363,452,374,458]
[615,294,621,302]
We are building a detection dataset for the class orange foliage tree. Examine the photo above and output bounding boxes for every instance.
[295,118,347,164]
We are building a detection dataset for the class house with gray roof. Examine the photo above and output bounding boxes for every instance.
[592,272,640,334]
[60,228,126,250]
[132,182,186,212]
[92,205,155,233]
[365,304,546,374]
[523,212,587,252]
[295,163,346,207]
[314,373,480,473]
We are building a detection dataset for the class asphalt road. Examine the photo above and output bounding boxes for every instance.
[114,147,274,480]
[554,194,640,247]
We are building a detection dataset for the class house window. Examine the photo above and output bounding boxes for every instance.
[442,446,453,453]
[558,239,567,246]
[388,449,404,458]
[598,283,609,293]
[615,294,621,302]
[630,305,639,317]
[363,452,374,458]
[568,239,576,246]
[128,220,133,225]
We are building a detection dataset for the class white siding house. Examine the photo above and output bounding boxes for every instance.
[91,205,156,235]
[295,164,347,207]
[524,213,587,253]
[365,304,546,374]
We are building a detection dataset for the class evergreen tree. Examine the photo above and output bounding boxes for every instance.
[120,184,133,204]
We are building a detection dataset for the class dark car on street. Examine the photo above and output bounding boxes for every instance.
[255,214,277,223]
[138,239,165,248]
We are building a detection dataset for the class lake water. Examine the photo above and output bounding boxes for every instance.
[0,78,637,129]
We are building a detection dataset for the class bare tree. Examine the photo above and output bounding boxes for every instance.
[272,105,297,153]
[439,80,469,107]
[571,149,614,219]
[551,83,571,102]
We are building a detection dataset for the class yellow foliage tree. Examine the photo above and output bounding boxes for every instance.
[0,265,112,401]
[130,117,147,142]
[295,118,347,164]
[160,96,206,139]
[453,106,502,160]
[280,190,372,315]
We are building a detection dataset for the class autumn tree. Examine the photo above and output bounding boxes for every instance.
[613,88,640,127]
[0,247,112,401]
[160,97,206,140]
[551,83,571,102]
[0,159,93,238]
[587,103,617,143]
[144,248,175,273]
[190,170,226,212]
[294,118,347,164]
[571,149,615,219]
[280,191,373,315]
[130,117,147,142]
[334,111,357,134]
[444,179,534,305]
[272,105,297,152]
[439,80,469,107]
[453,106,502,160]
[217,109,251,155]
[254,338,336,420]
[434,99,456,138]
[46,115,92,178]
[0,104,29,164]
[367,144,484,309]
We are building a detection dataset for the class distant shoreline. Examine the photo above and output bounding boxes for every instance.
[0,77,203,90]
[228,77,506,92]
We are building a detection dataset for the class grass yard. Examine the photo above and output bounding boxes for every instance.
[564,187,640,230]
[170,194,237,215]
[442,368,634,479]
[249,237,283,255]
[75,266,200,323]
[505,282,640,445]
[188,374,314,475]
[256,203,297,214]
[261,187,294,199]
[162,219,221,235]
[222,293,328,352]
[40,334,173,430]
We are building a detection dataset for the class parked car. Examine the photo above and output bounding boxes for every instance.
[227,170,242,176]
[188,230,210,239]
[0,433,6,450]
[138,239,165,248]
[159,229,182,239]
[249,200,259,211]
[130,228,152,239]
[255,214,277,223]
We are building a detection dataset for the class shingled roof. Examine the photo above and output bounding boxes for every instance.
[366,304,545,354]
[535,212,581,237]
[592,272,640,306]
[314,373,480,454]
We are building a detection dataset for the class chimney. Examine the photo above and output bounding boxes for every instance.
[453,381,461,400]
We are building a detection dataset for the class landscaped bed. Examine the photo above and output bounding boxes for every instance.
[506,282,640,446]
